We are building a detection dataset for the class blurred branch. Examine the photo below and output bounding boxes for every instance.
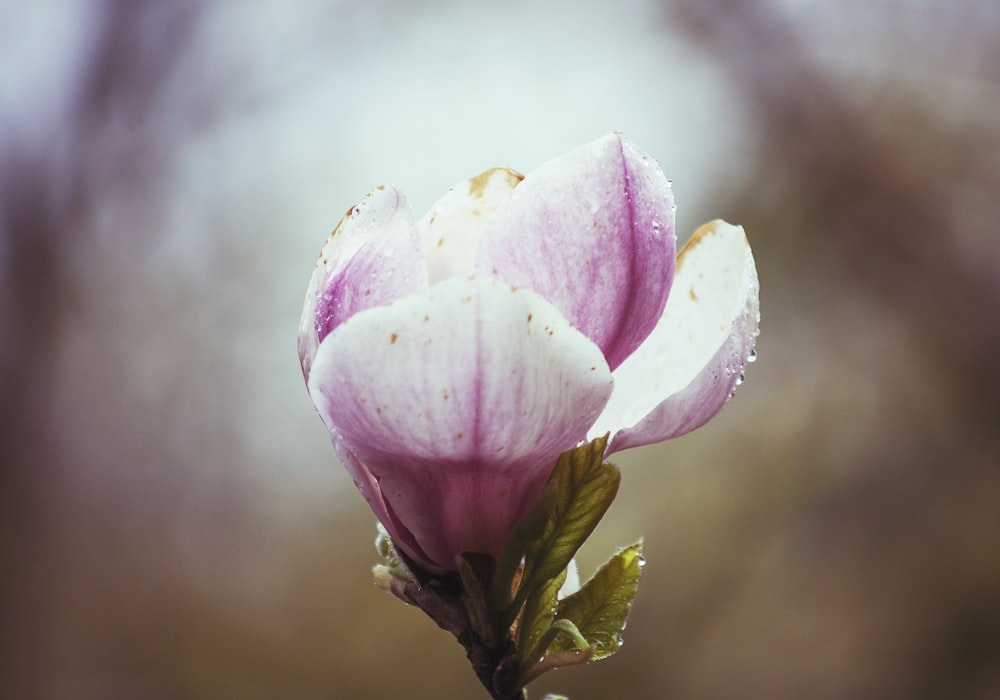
[0,1,199,693]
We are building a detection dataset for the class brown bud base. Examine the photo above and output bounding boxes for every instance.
[395,563,525,700]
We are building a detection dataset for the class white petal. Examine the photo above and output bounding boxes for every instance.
[559,558,581,598]
[592,221,760,454]
[417,168,523,284]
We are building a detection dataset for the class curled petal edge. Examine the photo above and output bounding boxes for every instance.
[298,185,427,381]
[598,220,760,455]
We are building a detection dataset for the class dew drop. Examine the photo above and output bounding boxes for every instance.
[747,348,758,363]
[637,556,646,568]
[735,372,745,387]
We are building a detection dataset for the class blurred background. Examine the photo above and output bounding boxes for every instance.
[2,0,999,698]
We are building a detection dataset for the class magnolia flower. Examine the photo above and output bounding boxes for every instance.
[299,133,758,575]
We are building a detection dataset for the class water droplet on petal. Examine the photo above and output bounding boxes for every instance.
[747,348,758,363]
[735,372,745,387]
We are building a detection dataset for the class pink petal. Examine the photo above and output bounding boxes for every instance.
[417,167,523,284]
[332,438,437,567]
[593,220,760,455]
[297,186,427,380]
[307,277,613,571]
[474,133,676,371]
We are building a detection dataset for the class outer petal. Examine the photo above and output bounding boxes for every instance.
[308,277,613,571]
[474,133,676,371]
[591,220,760,455]
[331,438,437,567]
[417,167,523,284]
[297,185,427,380]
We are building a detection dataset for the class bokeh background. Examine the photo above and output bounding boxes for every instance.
[3,0,999,698]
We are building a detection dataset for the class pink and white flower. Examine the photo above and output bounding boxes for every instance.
[299,133,759,574]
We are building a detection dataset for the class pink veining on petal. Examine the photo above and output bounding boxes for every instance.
[297,185,427,380]
[332,438,436,567]
[308,277,613,571]
[474,133,676,371]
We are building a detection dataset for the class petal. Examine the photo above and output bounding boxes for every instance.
[474,133,676,371]
[307,277,613,571]
[297,186,428,380]
[592,220,760,455]
[332,438,436,568]
[417,167,523,284]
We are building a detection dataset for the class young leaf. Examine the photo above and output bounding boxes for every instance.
[373,522,412,580]
[516,567,566,666]
[493,435,621,620]
[372,523,416,602]
[549,540,644,660]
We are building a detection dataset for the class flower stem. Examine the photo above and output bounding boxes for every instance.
[397,574,526,699]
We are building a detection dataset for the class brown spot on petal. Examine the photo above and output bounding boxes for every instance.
[437,237,445,248]
[329,218,345,240]
[689,288,699,301]
[456,432,464,439]
[467,167,523,199]
[390,333,398,344]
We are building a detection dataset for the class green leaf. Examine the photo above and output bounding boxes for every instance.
[493,435,621,621]
[516,567,566,666]
[549,540,644,660]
